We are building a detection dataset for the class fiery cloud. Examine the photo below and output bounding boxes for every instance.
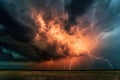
[31,9,99,59]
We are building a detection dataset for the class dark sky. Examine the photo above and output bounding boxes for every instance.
[65,0,94,30]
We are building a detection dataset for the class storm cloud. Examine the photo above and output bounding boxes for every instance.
[0,0,120,70]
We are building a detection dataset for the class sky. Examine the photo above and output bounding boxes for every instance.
[0,0,120,70]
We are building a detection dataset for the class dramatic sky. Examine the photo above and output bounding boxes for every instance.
[0,0,120,70]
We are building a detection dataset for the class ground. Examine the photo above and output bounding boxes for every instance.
[0,71,120,80]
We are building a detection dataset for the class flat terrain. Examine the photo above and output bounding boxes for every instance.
[0,71,120,80]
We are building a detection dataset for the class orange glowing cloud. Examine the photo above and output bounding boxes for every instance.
[32,11,98,57]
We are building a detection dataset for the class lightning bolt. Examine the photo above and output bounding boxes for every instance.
[92,55,113,69]
[69,58,73,70]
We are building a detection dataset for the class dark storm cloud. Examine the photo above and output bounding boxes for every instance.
[0,0,36,42]
[65,0,94,30]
